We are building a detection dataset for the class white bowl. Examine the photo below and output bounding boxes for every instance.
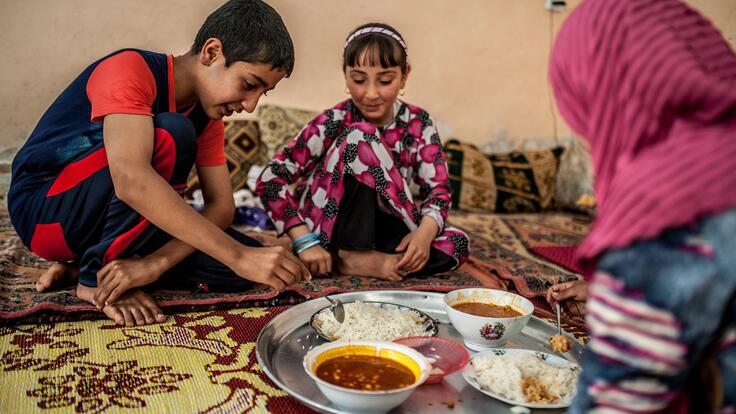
[303,340,431,414]
[444,288,534,350]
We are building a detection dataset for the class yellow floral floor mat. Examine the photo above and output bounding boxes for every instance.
[0,307,313,413]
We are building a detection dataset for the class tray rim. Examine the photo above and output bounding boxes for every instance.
[255,290,584,414]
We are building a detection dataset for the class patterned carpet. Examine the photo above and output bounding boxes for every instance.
[0,210,590,325]
[0,308,592,414]
[447,211,590,327]
[448,211,589,294]
[0,211,499,325]
[0,210,592,413]
[0,307,317,414]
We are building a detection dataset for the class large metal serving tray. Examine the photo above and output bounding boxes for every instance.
[256,290,584,414]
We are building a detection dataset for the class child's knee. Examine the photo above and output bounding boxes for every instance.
[152,113,197,180]
[153,113,197,157]
[445,231,470,262]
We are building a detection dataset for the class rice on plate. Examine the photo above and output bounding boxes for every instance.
[472,350,579,405]
[312,301,433,341]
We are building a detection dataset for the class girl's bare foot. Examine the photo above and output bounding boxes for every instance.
[76,284,166,326]
[36,262,79,292]
[337,250,403,282]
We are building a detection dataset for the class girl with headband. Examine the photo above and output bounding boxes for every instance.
[550,0,736,411]
[257,23,469,281]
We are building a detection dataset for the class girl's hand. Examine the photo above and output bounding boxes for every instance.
[546,279,589,304]
[95,256,167,308]
[395,226,435,275]
[298,244,333,275]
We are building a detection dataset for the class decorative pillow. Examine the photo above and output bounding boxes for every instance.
[445,139,564,213]
[185,120,260,198]
[445,140,497,211]
[256,104,318,165]
[480,136,594,212]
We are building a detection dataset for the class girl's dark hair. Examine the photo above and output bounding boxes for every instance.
[191,0,295,76]
[343,23,408,74]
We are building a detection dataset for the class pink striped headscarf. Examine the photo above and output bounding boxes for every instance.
[550,0,736,273]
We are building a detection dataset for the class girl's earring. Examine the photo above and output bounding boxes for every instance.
[399,89,406,96]
[344,88,350,94]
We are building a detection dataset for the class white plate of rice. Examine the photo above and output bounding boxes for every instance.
[309,300,438,341]
[462,348,580,408]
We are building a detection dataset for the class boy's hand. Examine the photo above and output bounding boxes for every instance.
[298,245,332,275]
[236,246,311,291]
[546,279,589,304]
[95,256,166,308]
[394,226,435,275]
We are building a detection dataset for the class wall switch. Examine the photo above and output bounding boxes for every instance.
[545,0,566,12]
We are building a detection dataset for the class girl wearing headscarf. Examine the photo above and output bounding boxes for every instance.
[550,0,736,411]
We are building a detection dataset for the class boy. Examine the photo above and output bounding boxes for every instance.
[8,0,309,327]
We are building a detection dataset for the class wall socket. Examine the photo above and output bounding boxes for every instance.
[545,0,566,12]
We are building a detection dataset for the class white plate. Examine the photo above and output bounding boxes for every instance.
[461,348,580,409]
[309,300,438,341]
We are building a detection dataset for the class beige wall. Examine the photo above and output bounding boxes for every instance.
[1,0,734,154]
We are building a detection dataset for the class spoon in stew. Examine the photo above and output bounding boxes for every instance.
[306,279,345,323]
[549,301,571,353]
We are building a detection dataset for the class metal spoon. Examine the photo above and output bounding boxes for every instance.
[306,279,345,323]
[324,295,346,323]
[555,301,562,336]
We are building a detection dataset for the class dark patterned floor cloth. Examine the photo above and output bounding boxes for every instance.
[0,210,590,327]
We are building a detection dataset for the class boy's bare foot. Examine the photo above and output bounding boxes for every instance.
[36,262,79,292]
[76,284,166,326]
[337,250,403,282]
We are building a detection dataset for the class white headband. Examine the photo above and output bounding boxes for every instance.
[343,27,408,56]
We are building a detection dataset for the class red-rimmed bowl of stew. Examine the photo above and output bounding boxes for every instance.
[303,340,431,413]
[444,288,534,350]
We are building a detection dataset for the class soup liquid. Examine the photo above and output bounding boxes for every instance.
[316,355,415,391]
[452,301,522,317]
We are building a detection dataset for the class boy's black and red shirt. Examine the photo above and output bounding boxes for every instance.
[9,49,225,224]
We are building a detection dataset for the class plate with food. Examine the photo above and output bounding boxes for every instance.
[461,348,580,409]
[310,300,438,341]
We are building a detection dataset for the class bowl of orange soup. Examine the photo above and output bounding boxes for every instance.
[444,288,534,350]
[303,340,431,413]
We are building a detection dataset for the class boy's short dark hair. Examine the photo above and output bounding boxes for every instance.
[191,0,295,76]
